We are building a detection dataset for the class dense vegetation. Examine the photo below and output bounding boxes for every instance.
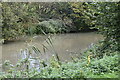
[1,2,97,42]
[0,2,120,79]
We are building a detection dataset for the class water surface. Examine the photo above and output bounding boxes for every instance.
[1,32,103,65]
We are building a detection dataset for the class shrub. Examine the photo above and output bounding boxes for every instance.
[36,19,68,34]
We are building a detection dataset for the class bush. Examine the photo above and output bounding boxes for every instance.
[36,19,68,34]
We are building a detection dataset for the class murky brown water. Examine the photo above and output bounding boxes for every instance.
[1,32,103,65]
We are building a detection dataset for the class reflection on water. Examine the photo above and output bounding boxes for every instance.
[1,32,103,65]
[20,48,41,71]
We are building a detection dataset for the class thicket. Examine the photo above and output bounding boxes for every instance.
[1,2,97,41]
[92,2,120,52]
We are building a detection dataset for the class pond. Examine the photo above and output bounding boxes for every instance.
[1,32,103,66]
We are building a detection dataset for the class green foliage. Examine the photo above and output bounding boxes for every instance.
[69,2,95,31]
[2,3,24,40]
[1,2,98,42]
[2,3,39,41]
[89,54,118,75]
[0,3,2,39]
[36,19,68,34]
[91,2,120,51]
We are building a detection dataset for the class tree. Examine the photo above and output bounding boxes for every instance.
[2,3,39,41]
[92,2,120,51]
[68,2,96,31]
